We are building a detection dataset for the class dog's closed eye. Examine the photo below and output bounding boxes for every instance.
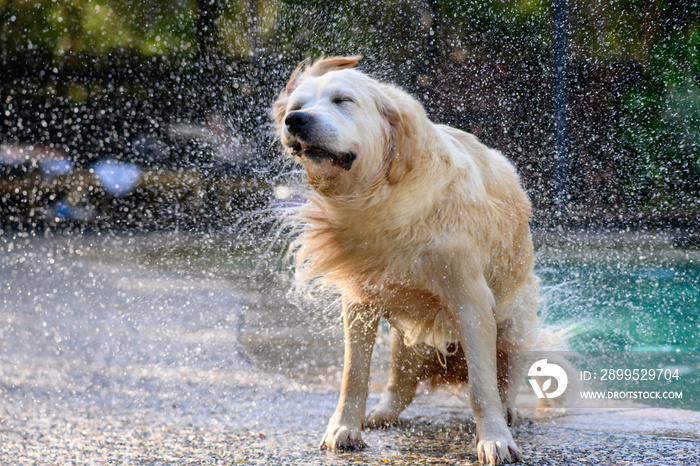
[332,95,354,105]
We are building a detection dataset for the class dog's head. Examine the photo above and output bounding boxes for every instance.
[273,56,424,195]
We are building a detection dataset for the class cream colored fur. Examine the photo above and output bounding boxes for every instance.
[274,56,540,465]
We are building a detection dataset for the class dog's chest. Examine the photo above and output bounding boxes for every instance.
[350,277,459,353]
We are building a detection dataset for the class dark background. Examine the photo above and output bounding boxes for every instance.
[1,0,699,229]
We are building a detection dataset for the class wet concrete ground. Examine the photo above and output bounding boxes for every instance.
[1,231,699,465]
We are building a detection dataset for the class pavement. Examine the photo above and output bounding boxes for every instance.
[1,231,699,465]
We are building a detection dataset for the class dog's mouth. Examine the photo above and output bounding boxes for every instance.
[291,141,356,171]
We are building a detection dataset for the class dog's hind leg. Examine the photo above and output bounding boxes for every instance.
[497,280,539,426]
[497,325,532,426]
[365,327,427,428]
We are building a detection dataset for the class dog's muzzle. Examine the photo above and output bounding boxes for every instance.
[285,111,356,171]
[285,111,313,139]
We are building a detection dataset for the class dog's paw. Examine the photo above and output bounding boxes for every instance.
[320,423,366,451]
[506,407,524,426]
[365,402,400,428]
[477,436,522,465]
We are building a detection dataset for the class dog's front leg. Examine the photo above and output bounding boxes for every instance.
[455,284,522,465]
[321,301,379,451]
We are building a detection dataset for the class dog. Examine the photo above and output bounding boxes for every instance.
[273,56,540,465]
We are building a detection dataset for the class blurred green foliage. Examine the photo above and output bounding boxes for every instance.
[4,0,693,63]
[0,0,198,57]
[620,8,700,213]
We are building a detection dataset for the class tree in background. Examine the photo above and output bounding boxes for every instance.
[1,0,699,221]
[620,3,700,218]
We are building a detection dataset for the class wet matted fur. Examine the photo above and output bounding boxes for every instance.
[273,56,540,465]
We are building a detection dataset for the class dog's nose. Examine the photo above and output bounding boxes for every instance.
[285,111,311,133]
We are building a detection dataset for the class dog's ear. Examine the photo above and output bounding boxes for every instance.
[308,55,361,77]
[380,85,423,185]
[272,58,311,128]
[285,57,311,94]
[272,90,289,130]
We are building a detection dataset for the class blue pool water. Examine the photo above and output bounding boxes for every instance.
[535,233,700,410]
[535,234,699,352]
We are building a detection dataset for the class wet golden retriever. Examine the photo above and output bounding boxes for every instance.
[273,56,539,465]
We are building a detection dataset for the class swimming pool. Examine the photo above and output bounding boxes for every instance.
[535,232,700,410]
[536,232,699,352]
